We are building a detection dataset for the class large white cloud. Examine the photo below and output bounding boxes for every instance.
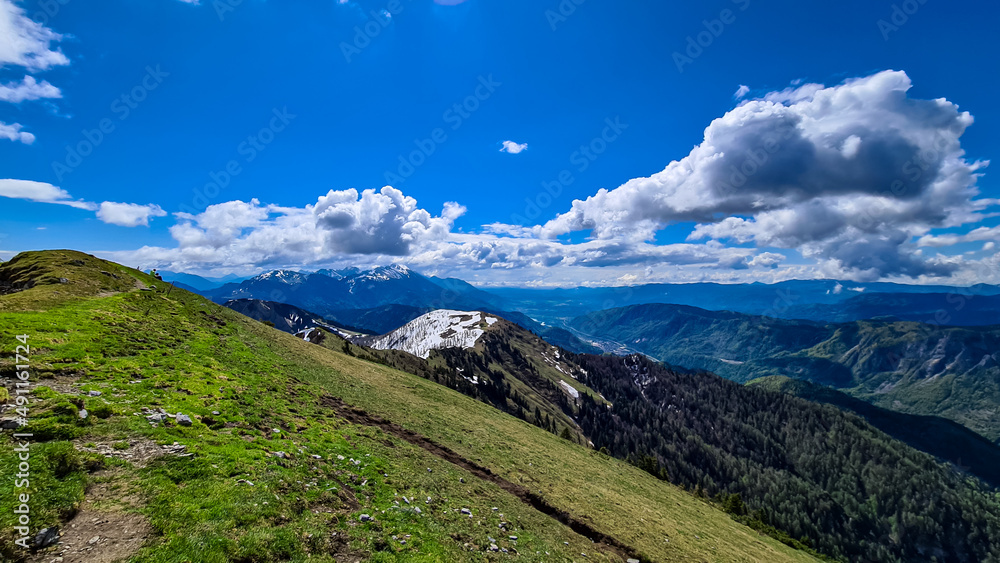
[0,0,68,71]
[314,187,465,256]
[536,70,994,280]
[143,189,467,268]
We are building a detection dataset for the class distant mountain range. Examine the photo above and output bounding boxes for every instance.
[197,265,498,317]
[570,302,1000,441]
[178,264,1000,330]
[491,279,1000,325]
[780,292,1000,325]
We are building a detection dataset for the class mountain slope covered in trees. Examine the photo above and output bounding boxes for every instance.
[570,354,1000,562]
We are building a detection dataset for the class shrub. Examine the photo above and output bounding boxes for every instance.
[52,401,79,417]
[45,441,82,478]
[90,403,114,419]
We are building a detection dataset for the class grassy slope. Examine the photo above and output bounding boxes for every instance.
[0,251,816,562]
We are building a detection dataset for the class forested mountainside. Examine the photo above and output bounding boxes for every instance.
[570,354,1000,562]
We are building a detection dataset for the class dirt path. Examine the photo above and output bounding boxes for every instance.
[321,395,646,563]
[26,469,152,563]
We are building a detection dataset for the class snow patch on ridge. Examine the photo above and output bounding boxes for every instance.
[559,380,580,399]
[369,310,496,359]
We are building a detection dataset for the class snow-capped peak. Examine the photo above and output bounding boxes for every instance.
[252,270,306,284]
[369,310,499,359]
[356,264,412,282]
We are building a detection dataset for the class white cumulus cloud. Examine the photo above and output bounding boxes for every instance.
[0,75,61,103]
[0,121,35,144]
[540,70,995,280]
[500,140,528,154]
[0,0,69,71]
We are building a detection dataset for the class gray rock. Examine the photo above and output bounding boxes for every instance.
[628,559,640,563]
[460,508,472,515]
[0,417,25,429]
[78,409,88,420]
[273,451,287,459]
[212,411,220,415]
[33,527,59,549]
[509,536,518,541]
[359,514,373,522]
[176,414,193,427]
[413,507,422,515]
[272,428,281,434]
[146,413,166,423]
[88,390,102,397]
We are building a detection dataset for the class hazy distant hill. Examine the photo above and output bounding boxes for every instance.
[781,292,1000,325]
[491,279,1000,325]
[571,302,1000,440]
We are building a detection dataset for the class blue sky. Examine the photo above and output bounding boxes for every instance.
[1,0,998,286]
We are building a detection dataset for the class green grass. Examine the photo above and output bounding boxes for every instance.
[0,250,818,562]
